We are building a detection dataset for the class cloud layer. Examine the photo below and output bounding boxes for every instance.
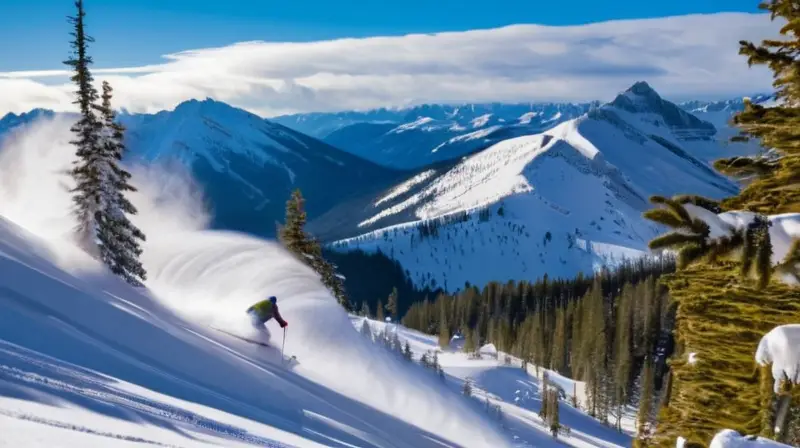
[0,13,780,117]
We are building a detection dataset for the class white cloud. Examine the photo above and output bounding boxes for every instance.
[0,13,780,117]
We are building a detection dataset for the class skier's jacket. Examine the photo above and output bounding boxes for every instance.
[247,299,287,327]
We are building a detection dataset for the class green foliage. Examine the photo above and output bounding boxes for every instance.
[403,259,676,427]
[280,189,350,309]
[651,264,800,447]
[323,249,441,319]
[718,0,800,214]
[438,315,450,348]
[386,287,398,320]
[376,299,385,321]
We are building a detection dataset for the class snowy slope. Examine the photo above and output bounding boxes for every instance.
[353,317,635,448]
[0,119,512,447]
[321,82,750,292]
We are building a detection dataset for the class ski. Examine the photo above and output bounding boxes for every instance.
[210,327,298,365]
[210,326,271,347]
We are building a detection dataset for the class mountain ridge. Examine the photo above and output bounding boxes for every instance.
[320,82,751,293]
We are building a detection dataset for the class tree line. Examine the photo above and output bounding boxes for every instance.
[401,257,676,435]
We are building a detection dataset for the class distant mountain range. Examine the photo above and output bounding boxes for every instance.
[318,82,763,293]
[272,93,771,170]
[273,103,598,169]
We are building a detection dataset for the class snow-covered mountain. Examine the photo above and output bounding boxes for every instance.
[121,99,407,237]
[318,82,751,293]
[0,100,403,238]
[273,94,771,171]
[678,94,774,161]
[0,109,56,134]
[276,103,597,169]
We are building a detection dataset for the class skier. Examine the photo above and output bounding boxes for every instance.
[246,296,288,342]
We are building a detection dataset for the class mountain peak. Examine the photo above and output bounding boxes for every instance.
[626,81,659,98]
[606,81,715,136]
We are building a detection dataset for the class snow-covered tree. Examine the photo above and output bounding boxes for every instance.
[462,377,473,397]
[65,1,146,285]
[93,82,147,285]
[65,0,101,252]
[359,319,373,341]
[403,341,413,361]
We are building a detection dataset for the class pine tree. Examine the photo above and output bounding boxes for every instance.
[360,300,370,317]
[94,81,147,286]
[386,287,398,320]
[65,0,102,252]
[360,319,373,341]
[462,378,473,397]
[549,390,561,437]
[279,189,308,254]
[279,189,350,309]
[438,315,450,348]
[64,1,146,285]
[420,352,430,368]
[644,5,800,444]
[613,283,634,430]
[403,341,413,361]
[540,374,551,420]
[376,299,385,321]
[636,359,655,444]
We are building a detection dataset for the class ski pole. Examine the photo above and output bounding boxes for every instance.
[282,327,286,359]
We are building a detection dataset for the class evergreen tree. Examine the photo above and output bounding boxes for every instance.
[360,319,373,341]
[635,359,655,445]
[279,189,350,309]
[613,283,634,430]
[420,352,430,368]
[642,4,800,444]
[65,0,102,252]
[462,378,473,397]
[376,299,385,321]
[438,315,450,348]
[386,287,398,320]
[403,341,413,361]
[549,390,561,437]
[64,0,146,285]
[360,300,371,317]
[278,189,308,254]
[94,82,147,285]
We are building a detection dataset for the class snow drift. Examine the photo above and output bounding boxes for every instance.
[0,117,509,446]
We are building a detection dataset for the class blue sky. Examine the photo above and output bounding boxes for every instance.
[2,0,760,71]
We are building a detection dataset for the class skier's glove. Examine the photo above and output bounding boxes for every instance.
[280,321,288,328]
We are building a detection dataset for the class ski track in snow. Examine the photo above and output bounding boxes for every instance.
[0,408,178,447]
[0,337,290,447]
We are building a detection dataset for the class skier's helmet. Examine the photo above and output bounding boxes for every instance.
[269,296,277,304]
